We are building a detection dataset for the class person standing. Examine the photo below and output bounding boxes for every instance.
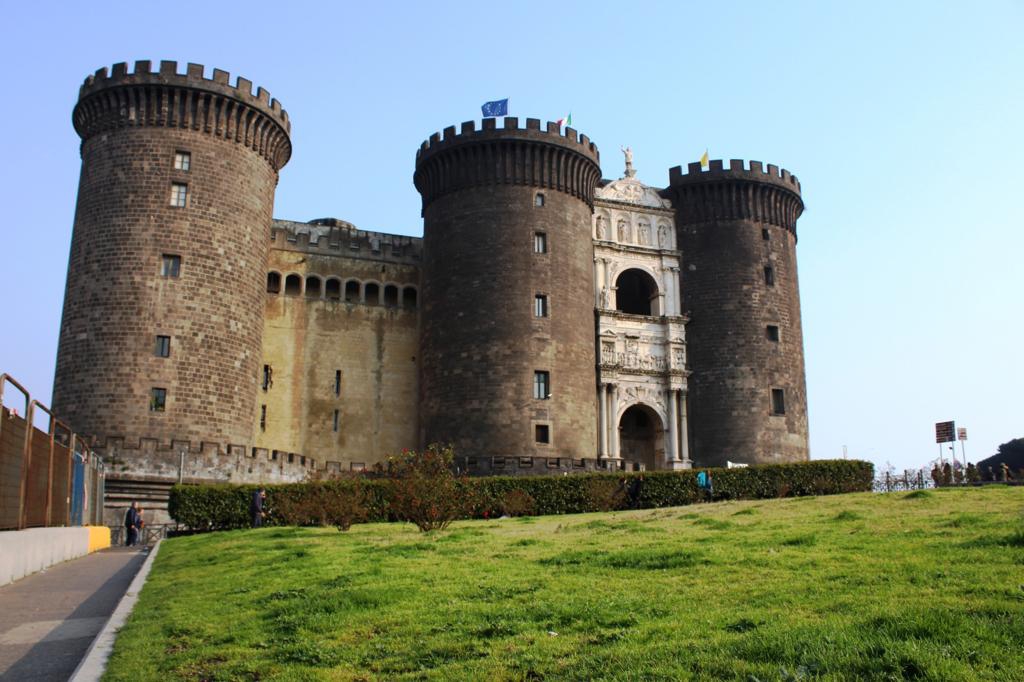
[250,487,267,528]
[124,501,140,547]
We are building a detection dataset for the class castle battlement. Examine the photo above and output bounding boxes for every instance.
[96,436,316,483]
[270,219,423,262]
[414,117,602,212]
[74,60,292,170]
[669,159,801,194]
[667,159,804,234]
[416,117,599,164]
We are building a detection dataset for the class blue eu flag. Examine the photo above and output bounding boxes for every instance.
[481,98,509,117]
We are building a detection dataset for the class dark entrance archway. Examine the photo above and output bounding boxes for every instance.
[619,403,664,470]
[615,269,660,315]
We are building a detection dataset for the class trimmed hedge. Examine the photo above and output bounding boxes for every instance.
[169,459,873,530]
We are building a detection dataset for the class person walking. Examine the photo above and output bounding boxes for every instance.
[124,501,140,547]
[250,487,267,528]
[627,475,645,509]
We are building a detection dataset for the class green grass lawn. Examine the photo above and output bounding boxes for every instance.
[104,486,1024,681]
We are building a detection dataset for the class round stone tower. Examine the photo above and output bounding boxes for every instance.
[53,60,291,452]
[665,159,808,465]
[414,118,601,461]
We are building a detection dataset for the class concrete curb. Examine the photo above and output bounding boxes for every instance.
[69,540,163,681]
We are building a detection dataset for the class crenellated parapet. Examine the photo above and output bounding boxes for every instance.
[97,436,316,484]
[413,117,602,212]
[73,60,291,171]
[270,218,423,262]
[667,159,804,237]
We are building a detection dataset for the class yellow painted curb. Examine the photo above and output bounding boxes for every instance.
[87,526,111,552]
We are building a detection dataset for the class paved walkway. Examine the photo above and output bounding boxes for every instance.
[0,546,147,681]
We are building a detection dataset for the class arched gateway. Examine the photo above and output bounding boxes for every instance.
[619,404,664,470]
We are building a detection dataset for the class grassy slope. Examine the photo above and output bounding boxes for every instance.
[104,487,1024,681]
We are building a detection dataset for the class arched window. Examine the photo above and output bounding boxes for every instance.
[364,282,380,305]
[305,276,322,299]
[344,280,360,303]
[383,284,399,307]
[266,272,281,294]
[615,269,660,316]
[402,287,418,309]
[325,278,341,300]
[284,274,302,296]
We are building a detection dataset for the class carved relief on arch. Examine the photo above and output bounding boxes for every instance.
[615,384,668,424]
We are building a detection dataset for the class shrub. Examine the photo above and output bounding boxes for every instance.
[498,489,536,517]
[584,477,627,512]
[271,478,370,531]
[169,459,874,531]
[386,444,468,532]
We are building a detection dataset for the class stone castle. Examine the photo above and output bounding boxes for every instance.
[52,61,809,518]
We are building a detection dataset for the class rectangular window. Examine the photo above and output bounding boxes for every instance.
[534,294,548,318]
[174,151,191,171]
[766,325,780,342]
[161,254,181,278]
[150,388,166,412]
[334,370,341,396]
[535,193,545,207]
[535,424,550,444]
[534,232,547,254]
[260,405,267,432]
[154,335,171,357]
[333,409,340,432]
[762,228,770,241]
[533,371,550,400]
[771,388,786,415]
[170,182,188,207]
[764,265,775,287]
[262,365,272,391]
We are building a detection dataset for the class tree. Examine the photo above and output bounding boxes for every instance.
[386,444,469,532]
[996,437,1024,460]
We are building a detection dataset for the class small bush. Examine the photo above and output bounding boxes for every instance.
[584,478,627,512]
[387,444,468,532]
[499,489,536,517]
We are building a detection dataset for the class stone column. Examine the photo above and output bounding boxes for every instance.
[598,383,608,457]
[668,267,679,315]
[680,390,692,466]
[609,384,619,459]
[667,389,692,470]
[666,389,678,466]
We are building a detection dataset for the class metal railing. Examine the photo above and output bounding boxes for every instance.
[0,373,105,530]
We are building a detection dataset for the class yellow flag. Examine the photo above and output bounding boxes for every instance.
[700,149,709,169]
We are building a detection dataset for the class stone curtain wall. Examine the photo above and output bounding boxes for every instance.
[257,223,421,468]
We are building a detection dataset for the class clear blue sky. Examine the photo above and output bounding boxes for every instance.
[1,2,1020,473]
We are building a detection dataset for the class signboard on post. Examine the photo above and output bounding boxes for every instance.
[957,427,967,441]
[935,421,955,444]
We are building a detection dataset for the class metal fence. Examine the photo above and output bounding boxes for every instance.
[0,373,105,530]
[873,470,932,493]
